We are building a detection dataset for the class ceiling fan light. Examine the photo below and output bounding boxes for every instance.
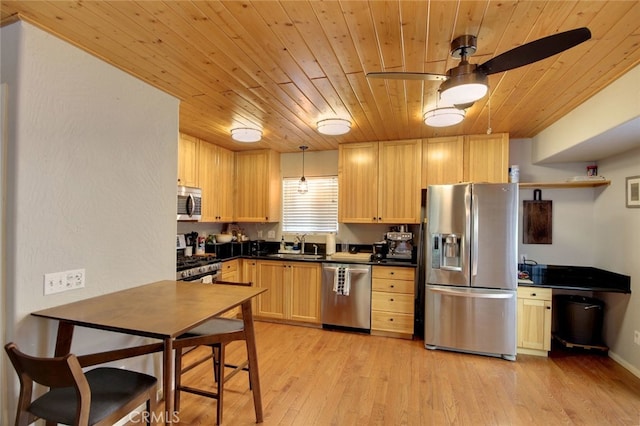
[317,118,351,135]
[439,69,488,105]
[231,127,262,143]
[424,107,465,127]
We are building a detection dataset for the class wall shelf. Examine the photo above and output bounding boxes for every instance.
[518,180,610,189]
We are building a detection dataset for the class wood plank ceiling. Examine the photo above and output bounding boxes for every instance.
[2,1,639,153]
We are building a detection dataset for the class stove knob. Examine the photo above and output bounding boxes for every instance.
[198,267,205,273]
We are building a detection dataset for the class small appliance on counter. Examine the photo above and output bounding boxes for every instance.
[372,241,387,261]
[385,231,413,260]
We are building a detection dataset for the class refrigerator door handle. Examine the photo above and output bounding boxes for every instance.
[472,193,479,277]
[429,286,514,299]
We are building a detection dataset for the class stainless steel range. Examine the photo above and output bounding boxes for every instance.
[176,255,221,282]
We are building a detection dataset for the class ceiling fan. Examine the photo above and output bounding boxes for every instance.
[367,27,592,116]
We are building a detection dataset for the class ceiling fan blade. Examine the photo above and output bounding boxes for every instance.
[366,72,447,81]
[477,27,591,76]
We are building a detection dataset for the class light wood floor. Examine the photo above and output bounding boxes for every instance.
[163,321,640,425]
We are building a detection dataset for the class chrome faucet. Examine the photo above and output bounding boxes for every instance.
[313,244,318,255]
[296,234,307,254]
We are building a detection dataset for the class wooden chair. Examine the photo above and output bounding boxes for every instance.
[5,342,158,426]
[174,280,252,425]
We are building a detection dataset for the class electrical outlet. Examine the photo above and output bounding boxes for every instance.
[257,230,263,239]
[44,268,85,295]
[634,330,640,346]
[267,230,276,239]
[65,269,85,290]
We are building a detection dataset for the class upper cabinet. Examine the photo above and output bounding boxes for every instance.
[235,149,281,222]
[421,136,464,187]
[177,133,199,187]
[463,133,509,183]
[339,140,421,224]
[422,133,509,187]
[199,141,234,222]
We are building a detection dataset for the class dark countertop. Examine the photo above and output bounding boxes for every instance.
[518,263,631,293]
[221,254,417,268]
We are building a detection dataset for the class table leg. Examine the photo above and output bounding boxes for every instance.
[242,300,263,423]
[53,321,74,357]
[163,338,175,425]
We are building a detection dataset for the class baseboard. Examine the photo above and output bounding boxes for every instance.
[608,350,640,379]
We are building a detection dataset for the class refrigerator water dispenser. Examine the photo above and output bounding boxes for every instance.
[431,233,462,271]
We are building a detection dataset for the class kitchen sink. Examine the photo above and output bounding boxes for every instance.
[267,253,324,260]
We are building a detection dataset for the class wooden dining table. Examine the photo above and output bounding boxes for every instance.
[31,280,267,425]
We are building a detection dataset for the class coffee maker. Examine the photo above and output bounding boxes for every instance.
[385,230,414,260]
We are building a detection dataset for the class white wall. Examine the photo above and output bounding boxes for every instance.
[511,139,599,265]
[1,21,179,422]
[594,147,640,374]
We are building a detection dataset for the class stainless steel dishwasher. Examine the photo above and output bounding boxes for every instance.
[321,263,372,332]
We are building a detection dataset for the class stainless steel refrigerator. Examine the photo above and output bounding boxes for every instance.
[424,183,518,360]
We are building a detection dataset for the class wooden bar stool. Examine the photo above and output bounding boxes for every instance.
[174,281,253,425]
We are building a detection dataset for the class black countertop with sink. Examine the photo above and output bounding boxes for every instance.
[518,263,631,293]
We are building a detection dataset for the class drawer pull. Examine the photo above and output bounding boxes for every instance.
[389,318,394,322]
[531,293,536,296]
[390,298,394,302]
[390,285,395,288]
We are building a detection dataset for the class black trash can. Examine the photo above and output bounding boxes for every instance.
[556,295,604,346]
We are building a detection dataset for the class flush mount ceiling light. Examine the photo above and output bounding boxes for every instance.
[424,107,466,127]
[230,127,262,143]
[316,118,351,135]
[298,145,308,194]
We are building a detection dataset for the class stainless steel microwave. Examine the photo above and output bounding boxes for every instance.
[177,185,202,221]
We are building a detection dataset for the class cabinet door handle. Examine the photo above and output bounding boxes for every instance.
[389,318,394,322]
[390,298,394,302]
[390,284,395,288]
[546,306,551,310]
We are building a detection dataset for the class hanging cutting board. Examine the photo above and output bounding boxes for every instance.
[523,189,552,244]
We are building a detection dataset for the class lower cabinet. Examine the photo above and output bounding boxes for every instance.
[517,286,552,356]
[219,259,241,318]
[220,259,240,282]
[255,260,321,324]
[371,266,415,338]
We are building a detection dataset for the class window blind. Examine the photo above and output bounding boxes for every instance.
[282,176,338,233]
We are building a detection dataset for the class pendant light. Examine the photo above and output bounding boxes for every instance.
[298,145,308,193]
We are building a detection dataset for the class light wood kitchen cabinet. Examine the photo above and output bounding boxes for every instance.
[219,258,241,318]
[241,258,259,312]
[339,140,421,224]
[463,133,509,183]
[220,258,240,282]
[234,149,281,222]
[421,136,464,187]
[178,133,199,187]
[517,286,552,356]
[199,141,234,222]
[255,260,321,324]
[371,266,415,338]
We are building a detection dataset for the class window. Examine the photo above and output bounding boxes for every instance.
[282,176,338,233]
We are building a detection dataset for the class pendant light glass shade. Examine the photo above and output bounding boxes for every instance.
[298,146,308,193]
[424,107,465,127]
[316,118,351,135]
[230,127,262,143]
